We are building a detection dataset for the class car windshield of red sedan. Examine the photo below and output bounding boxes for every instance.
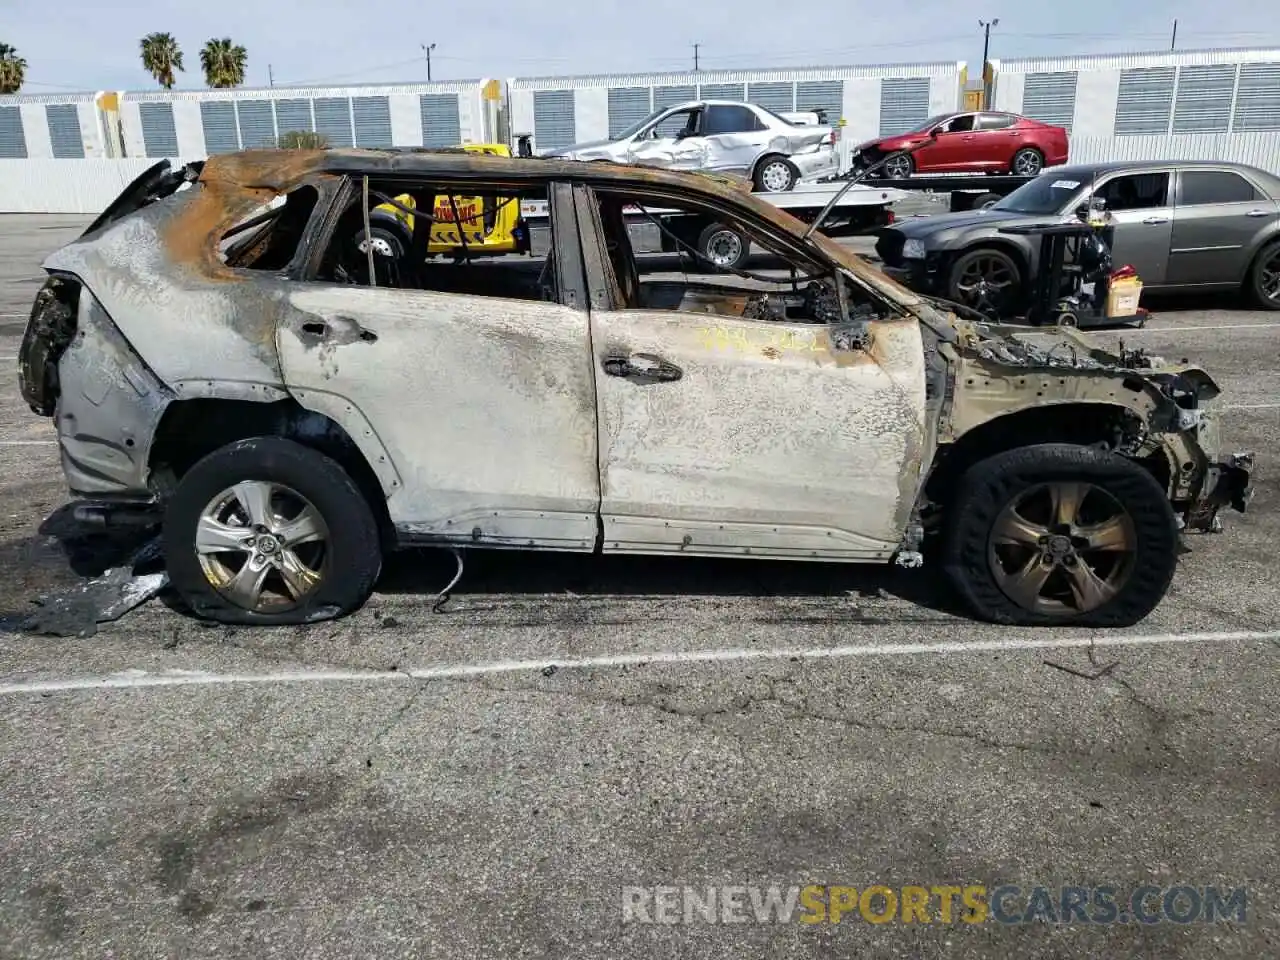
[992,174,1085,215]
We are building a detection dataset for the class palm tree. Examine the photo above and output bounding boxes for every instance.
[139,33,184,89]
[199,38,247,89]
[0,42,27,95]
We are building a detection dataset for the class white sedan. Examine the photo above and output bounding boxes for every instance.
[543,100,840,192]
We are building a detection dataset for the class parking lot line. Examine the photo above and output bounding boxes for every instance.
[1127,321,1280,333]
[2,629,1276,696]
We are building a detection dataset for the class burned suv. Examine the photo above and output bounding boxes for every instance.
[18,149,1252,627]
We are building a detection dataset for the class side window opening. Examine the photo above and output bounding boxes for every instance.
[219,184,320,271]
[589,189,893,328]
[943,114,976,133]
[1096,172,1169,211]
[1179,171,1261,206]
[310,177,554,304]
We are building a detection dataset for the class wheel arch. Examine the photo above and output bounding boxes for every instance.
[925,401,1172,511]
[1242,229,1280,285]
[147,396,394,547]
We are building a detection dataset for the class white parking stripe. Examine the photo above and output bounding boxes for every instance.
[1,629,1276,696]
[1223,402,1280,410]
[0,440,56,446]
[1122,322,1280,333]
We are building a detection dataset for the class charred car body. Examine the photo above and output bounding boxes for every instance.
[18,149,1252,628]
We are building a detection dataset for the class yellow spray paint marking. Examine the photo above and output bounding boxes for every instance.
[697,325,823,355]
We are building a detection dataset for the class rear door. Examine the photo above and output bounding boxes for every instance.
[698,104,770,174]
[1089,170,1174,284]
[1169,168,1279,286]
[974,112,1019,167]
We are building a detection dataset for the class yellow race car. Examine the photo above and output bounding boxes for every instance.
[361,143,531,260]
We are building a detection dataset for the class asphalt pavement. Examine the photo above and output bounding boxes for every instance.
[0,213,1275,960]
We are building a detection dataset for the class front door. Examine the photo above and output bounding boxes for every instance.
[916,113,978,172]
[1090,170,1175,285]
[626,107,704,170]
[574,187,927,560]
[275,180,601,550]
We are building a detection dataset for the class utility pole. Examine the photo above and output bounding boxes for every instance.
[268,64,274,87]
[978,19,999,110]
[693,43,700,72]
[1171,19,1178,50]
[422,42,437,82]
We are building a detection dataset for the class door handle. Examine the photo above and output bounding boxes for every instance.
[300,318,378,343]
[602,352,682,383]
[1142,217,1169,225]
[1246,209,1271,217]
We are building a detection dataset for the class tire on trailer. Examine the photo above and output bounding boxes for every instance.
[753,155,799,192]
[941,443,1179,627]
[163,437,383,626]
[697,222,751,271]
[972,192,1002,210]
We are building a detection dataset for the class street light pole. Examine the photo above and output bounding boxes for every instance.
[978,19,999,109]
[421,42,436,82]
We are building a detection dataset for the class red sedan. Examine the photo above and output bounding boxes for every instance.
[850,110,1070,179]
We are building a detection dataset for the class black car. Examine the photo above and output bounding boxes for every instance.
[875,160,1280,315]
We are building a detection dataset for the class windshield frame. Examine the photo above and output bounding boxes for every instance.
[906,113,954,135]
[612,107,679,142]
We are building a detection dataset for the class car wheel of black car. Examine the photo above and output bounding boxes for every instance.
[882,154,913,180]
[163,437,383,626]
[1011,147,1044,176]
[698,223,751,271]
[754,155,799,193]
[942,443,1179,627]
[947,247,1023,317]
[1246,239,1280,311]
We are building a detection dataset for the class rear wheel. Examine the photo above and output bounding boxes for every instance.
[1011,147,1044,176]
[163,437,382,625]
[942,443,1179,627]
[754,155,799,192]
[1246,239,1280,310]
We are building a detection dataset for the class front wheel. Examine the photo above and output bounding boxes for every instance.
[753,155,799,192]
[163,437,383,625]
[947,247,1023,317]
[942,443,1179,627]
[882,153,913,180]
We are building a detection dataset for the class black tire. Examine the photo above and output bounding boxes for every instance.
[163,437,383,626]
[1011,147,1044,176]
[1246,239,1280,310]
[946,246,1024,317]
[753,155,799,192]
[355,217,409,259]
[972,192,1002,210]
[697,222,751,271]
[942,443,1179,627]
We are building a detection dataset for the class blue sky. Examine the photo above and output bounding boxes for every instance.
[3,0,1278,93]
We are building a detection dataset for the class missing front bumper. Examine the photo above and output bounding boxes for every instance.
[1184,452,1255,532]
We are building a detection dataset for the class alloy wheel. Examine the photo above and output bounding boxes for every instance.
[955,254,1018,311]
[883,155,912,179]
[195,480,330,613]
[761,161,793,192]
[1013,150,1042,176]
[1261,248,1280,303]
[987,481,1137,616]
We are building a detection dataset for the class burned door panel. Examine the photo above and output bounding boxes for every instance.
[589,309,927,559]
[276,285,601,549]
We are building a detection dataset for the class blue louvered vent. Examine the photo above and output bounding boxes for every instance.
[200,101,239,154]
[607,87,651,137]
[1115,67,1175,135]
[0,106,27,158]
[45,104,85,158]
[275,98,314,136]
[313,97,354,148]
[533,90,575,151]
[878,78,927,135]
[139,102,179,157]
[698,83,745,101]
[652,85,696,111]
[352,96,393,148]
[1021,72,1077,131]
[1232,62,1280,132]
[236,99,276,148]
[748,82,795,113]
[420,94,461,147]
